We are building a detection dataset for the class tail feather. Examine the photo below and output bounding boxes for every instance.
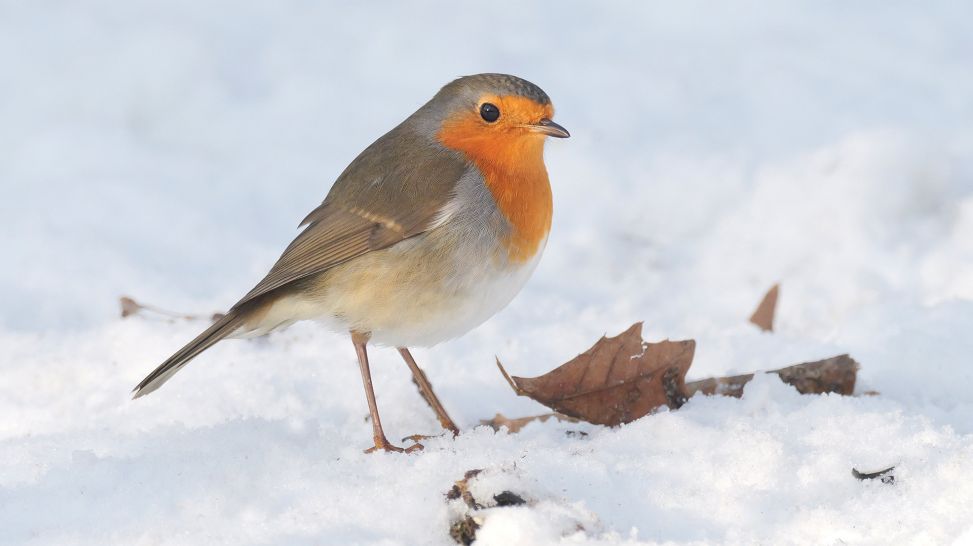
[132,311,246,399]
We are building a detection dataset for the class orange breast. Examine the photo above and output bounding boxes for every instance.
[437,101,553,263]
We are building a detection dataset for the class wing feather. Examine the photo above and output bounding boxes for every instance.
[232,125,468,308]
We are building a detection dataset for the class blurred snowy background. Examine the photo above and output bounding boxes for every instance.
[2,1,972,544]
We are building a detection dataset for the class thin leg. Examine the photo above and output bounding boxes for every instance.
[398,347,460,436]
[352,331,421,454]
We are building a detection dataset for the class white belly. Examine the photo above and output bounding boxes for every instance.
[316,233,546,347]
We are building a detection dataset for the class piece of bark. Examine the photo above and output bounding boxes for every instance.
[852,466,895,484]
[684,354,859,398]
[749,284,779,332]
[479,412,579,433]
[497,323,695,426]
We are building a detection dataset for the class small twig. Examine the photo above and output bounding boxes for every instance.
[119,295,223,322]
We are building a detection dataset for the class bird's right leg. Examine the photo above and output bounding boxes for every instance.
[351,331,421,454]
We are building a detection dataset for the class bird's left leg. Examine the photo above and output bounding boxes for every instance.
[398,347,460,436]
[352,331,422,454]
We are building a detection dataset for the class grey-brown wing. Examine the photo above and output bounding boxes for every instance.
[233,125,467,308]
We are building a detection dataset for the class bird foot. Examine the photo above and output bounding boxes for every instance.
[364,436,424,454]
[438,422,461,437]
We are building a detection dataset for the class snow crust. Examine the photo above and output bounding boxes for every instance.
[1,2,972,544]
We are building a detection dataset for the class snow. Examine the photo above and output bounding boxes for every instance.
[2,1,973,544]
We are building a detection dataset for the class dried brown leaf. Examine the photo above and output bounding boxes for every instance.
[479,412,579,433]
[496,323,695,426]
[749,283,779,332]
[684,354,859,398]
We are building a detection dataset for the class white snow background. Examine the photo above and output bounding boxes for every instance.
[2,1,973,544]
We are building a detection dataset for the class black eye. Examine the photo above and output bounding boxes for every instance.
[480,103,500,122]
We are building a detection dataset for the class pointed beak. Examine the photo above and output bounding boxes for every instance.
[530,118,570,138]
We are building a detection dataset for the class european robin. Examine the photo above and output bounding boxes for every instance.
[133,73,569,453]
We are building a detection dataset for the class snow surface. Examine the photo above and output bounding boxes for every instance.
[2,1,973,544]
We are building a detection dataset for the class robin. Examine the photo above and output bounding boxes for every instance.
[133,73,569,453]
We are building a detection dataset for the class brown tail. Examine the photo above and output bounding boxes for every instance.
[132,310,247,399]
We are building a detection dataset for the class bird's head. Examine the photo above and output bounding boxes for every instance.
[419,74,569,169]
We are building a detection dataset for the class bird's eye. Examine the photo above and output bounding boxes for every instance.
[480,103,500,123]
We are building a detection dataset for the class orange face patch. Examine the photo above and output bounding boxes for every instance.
[437,95,554,263]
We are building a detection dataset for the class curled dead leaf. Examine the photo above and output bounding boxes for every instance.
[684,354,859,397]
[749,283,779,332]
[496,323,695,426]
